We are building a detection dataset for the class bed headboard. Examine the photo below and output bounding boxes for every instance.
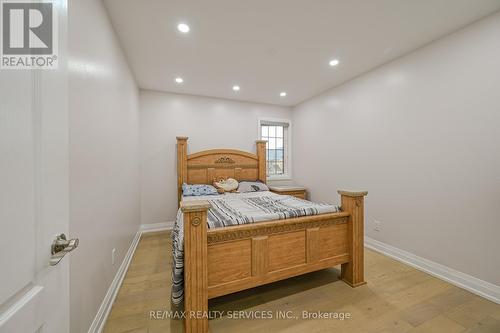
[177,137,267,203]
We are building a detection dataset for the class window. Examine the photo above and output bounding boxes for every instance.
[259,119,291,179]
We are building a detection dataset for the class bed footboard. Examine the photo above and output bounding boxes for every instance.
[181,190,367,333]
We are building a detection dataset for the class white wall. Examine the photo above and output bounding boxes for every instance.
[68,0,140,332]
[140,91,291,224]
[292,12,500,286]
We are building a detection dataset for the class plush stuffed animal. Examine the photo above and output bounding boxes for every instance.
[213,177,239,193]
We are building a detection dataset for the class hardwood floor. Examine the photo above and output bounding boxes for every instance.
[103,231,500,333]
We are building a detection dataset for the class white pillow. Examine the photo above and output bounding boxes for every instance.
[237,181,269,193]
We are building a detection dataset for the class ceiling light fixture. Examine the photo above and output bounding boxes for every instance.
[329,59,340,67]
[175,77,184,83]
[232,85,240,91]
[280,92,287,97]
[177,23,190,33]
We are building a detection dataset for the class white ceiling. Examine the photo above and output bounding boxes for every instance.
[104,0,500,106]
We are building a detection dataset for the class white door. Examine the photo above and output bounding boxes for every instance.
[0,1,70,332]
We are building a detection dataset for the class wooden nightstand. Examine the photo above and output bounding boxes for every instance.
[269,185,307,199]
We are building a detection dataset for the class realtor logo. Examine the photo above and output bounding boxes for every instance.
[1,0,58,69]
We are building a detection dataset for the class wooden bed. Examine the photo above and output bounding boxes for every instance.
[176,137,367,333]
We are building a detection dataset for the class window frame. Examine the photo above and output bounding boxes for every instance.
[258,117,292,181]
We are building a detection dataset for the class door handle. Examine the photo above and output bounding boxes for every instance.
[50,233,79,266]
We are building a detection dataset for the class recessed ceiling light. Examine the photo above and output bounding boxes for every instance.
[177,23,190,33]
[329,59,340,67]
[232,85,240,91]
[280,92,287,97]
[175,77,184,83]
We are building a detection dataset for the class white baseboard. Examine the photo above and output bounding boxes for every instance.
[87,229,142,333]
[88,222,174,332]
[140,221,174,233]
[365,237,500,304]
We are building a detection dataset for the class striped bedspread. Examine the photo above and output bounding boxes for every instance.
[171,191,340,308]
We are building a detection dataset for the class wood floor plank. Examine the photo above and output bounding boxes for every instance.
[463,316,500,333]
[103,231,500,333]
[406,315,465,333]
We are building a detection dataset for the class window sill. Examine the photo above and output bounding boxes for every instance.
[267,175,292,181]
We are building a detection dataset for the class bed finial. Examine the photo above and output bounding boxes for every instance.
[255,140,267,184]
[177,137,189,205]
[338,190,368,287]
[181,200,210,333]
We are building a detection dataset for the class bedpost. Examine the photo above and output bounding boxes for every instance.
[338,190,368,287]
[177,137,188,205]
[256,140,267,184]
[181,200,210,333]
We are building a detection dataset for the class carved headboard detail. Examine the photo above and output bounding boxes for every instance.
[214,156,235,164]
[177,137,267,204]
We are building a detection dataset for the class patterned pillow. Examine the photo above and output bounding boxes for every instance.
[182,183,218,196]
[237,181,269,193]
